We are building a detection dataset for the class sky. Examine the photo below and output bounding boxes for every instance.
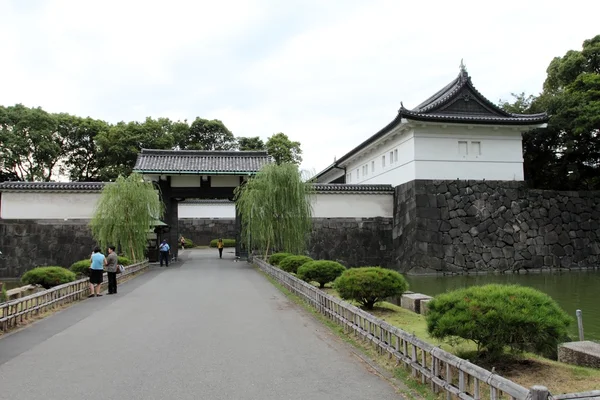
[1,0,599,177]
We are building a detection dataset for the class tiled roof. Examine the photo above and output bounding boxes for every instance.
[312,184,394,193]
[133,149,271,174]
[0,182,106,192]
[398,68,549,125]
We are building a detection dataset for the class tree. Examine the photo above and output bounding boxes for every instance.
[237,136,265,151]
[178,118,236,150]
[265,133,302,164]
[90,173,164,261]
[96,117,179,181]
[56,113,110,181]
[501,35,600,190]
[0,104,64,181]
[234,163,313,258]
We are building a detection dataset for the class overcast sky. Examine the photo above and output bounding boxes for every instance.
[1,0,599,176]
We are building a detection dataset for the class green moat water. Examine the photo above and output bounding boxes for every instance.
[404,270,600,341]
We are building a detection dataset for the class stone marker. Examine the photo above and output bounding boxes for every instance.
[400,293,433,314]
[558,341,600,368]
[420,298,432,316]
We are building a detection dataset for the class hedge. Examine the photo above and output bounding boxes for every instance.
[210,239,236,248]
[279,255,313,274]
[297,260,346,288]
[426,284,572,359]
[334,267,408,310]
[268,252,294,266]
[181,238,194,248]
[21,266,77,289]
[70,256,131,276]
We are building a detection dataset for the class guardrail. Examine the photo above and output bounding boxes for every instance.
[0,261,149,332]
[254,257,596,400]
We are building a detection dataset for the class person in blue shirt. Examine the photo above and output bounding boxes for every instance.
[89,246,106,297]
[159,239,170,267]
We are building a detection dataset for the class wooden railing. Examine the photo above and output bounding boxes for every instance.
[254,257,588,400]
[0,261,149,332]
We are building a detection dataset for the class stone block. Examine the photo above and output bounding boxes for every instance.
[420,298,432,315]
[400,293,433,314]
[558,341,600,369]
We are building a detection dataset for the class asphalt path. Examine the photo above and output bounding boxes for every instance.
[0,249,401,400]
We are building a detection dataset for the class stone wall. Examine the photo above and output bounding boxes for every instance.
[398,180,600,274]
[308,217,394,268]
[393,182,418,272]
[0,219,96,278]
[178,218,237,247]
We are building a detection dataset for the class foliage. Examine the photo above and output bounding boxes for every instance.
[278,255,313,274]
[209,238,236,248]
[0,284,7,303]
[238,136,265,151]
[21,267,77,289]
[265,132,302,165]
[181,238,194,248]
[297,260,346,288]
[70,260,92,277]
[90,173,163,261]
[426,284,572,360]
[500,34,600,190]
[117,256,132,265]
[334,267,408,310]
[178,118,236,150]
[234,163,313,258]
[268,252,294,266]
[0,104,64,181]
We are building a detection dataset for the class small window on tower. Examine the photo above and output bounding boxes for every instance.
[382,155,386,167]
[471,141,481,156]
[394,149,398,162]
[389,151,394,164]
[458,141,468,156]
[371,160,375,172]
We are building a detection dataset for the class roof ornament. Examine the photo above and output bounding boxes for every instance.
[459,59,468,81]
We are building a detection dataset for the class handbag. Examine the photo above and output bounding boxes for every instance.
[117,264,125,274]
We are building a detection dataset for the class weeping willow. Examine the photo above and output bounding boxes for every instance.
[234,163,314,258]
[90,173,164,261]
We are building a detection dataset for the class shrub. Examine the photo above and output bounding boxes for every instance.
[426,284,572,360]
[268,252,294,266]
[210,238,236,248]
[182,238,194,248]
[21,266,77,289]
[70,260,92,277]
[334,267,408,310]
[298,260,346,288]
[117,256,132,266]
[279,255,313,274]
[0,284,7,303]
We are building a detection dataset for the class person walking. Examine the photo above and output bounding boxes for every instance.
[180,236,186,250]
[89,247,106,298]
[159,239,170,267]
[217,238,224,259]
[106,245,119,295]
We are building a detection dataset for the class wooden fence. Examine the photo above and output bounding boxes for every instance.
[0,261,149,332]
[254,257,599,400]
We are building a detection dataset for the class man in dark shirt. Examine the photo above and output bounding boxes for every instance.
[106,246,119,294]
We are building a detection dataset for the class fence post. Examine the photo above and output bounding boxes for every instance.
[530,385,550,400]
[576,309,584,341]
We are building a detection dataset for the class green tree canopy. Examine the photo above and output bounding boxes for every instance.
[237,136,265,151]
[234,163,313,257]
[0,104,64,181]
[178,118,236,150]
[90,173,164,261]
[265,132,302,165]
[500,34,600,190]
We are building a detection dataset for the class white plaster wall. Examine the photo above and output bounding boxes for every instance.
[171,176,201,187]
[211,175,240,187]
[345,127,417,187]
[178,202,236,218]
[1,192,101,219]
[413,125,524,181]
[311,193,393,218]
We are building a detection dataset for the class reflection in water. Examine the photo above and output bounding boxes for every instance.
[404,270,600,341]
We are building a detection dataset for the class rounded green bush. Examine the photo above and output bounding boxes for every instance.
[70,260,91,277]
[210,238,236,248]
[268,252,294,266]
[279,255,313,274]
[117,256,132,266]
[334,267,408,310]
[182,238,194,248]
[298,260,346,288]
[21,266,77,289]
[426,284,572,359]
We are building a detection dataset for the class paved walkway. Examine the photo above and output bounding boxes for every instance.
[0,249,401,399]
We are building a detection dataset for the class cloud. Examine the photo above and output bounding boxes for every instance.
[1,0,599,175]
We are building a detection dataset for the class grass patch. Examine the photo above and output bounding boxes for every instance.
[320,288,600,394]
